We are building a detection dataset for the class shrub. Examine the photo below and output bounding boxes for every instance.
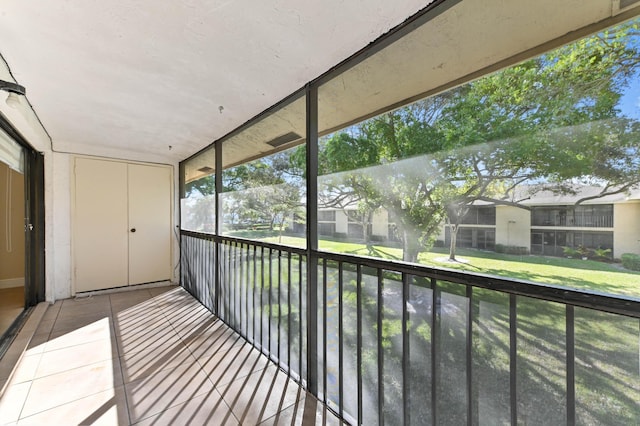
[495,244,528,255]
[562,246,580,257]
[576,245,591,257]
[592,248,612,260]
[511,246,529,255]
[333,232,348,240]
[621,253,640,271]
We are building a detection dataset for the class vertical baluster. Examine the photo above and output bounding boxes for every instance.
[338,261,344,418]
[278,250,282,363]
[260,246,265,352]
[322,257,328,404]
[357,264,363,426]
[252,245,258,346]
[510,294,517,426]
[288,251,292,375]
[567,305,575,426]
[402,273,410,426]
[467,285,473,426]
[268,247,273,357]
[299,253,303,377]
[377,268,384,425]
[231,242,236,328]
[432,277,439,426]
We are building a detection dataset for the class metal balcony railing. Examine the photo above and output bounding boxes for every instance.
[532,215,614,228]
[180,230,640,425]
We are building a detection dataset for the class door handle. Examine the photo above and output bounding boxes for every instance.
[130,228,136,233]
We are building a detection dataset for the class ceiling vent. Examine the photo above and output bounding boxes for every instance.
[266,132,302,148]
[197,166,215,173]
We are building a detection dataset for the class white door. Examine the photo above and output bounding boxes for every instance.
[74,158,172,292]
[128,164,172,285]
[74,159,129,292]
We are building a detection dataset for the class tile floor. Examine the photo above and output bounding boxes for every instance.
[0,286,342,425]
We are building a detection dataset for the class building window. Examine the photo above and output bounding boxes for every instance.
[530,230,613,257]
[531,205,613,228]
[318,222,336,236]
[445,227,496,250]
[318,210,336,222]
[461,206,496,225]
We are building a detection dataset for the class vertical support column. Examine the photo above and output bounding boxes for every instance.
[306,84,319,395]
[215,141,222,318]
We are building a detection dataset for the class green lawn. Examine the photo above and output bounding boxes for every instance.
[225,232,640,421]
[243,234,640,297]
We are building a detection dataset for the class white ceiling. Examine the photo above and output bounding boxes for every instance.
[184,0,640,181]
[0,0,433,163]
[2,0,639,167]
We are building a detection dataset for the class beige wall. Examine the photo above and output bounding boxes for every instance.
[335,210,348,234]
[495,206,531,249]
[613,202,640,257]
[0,162,25,282]
[372,210,387,237]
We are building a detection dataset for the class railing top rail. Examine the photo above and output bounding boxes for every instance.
[181,230,307,255]
[181,230,640,318]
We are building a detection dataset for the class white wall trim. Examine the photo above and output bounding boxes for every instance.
[0,277,24,289]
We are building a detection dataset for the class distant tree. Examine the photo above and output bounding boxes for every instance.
[314,20,640,261]
[223,151,305,241]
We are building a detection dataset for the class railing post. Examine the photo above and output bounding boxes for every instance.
[306,84,319,395]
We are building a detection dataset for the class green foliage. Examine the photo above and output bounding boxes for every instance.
[592,248,612,260]
[380,319,403,349]
[576,245,591,257]
[185,174,215,197]
[221,151,305,238]
[562,246,581,257]
[415,321,431,342]
[313,22,640,263]
[621,253,640,271]
[495,244,529,255]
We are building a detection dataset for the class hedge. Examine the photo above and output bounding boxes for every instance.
[621,253,640,271]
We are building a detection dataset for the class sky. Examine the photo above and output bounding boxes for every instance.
[618,70,640,120]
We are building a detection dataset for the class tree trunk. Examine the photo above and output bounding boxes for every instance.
[365,212,373,255]
[365,212,374,242]
[449,224,458,261]
[402,229,420,264]
[277,220,285,243]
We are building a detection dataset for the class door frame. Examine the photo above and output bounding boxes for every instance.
[0,114,45,308]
